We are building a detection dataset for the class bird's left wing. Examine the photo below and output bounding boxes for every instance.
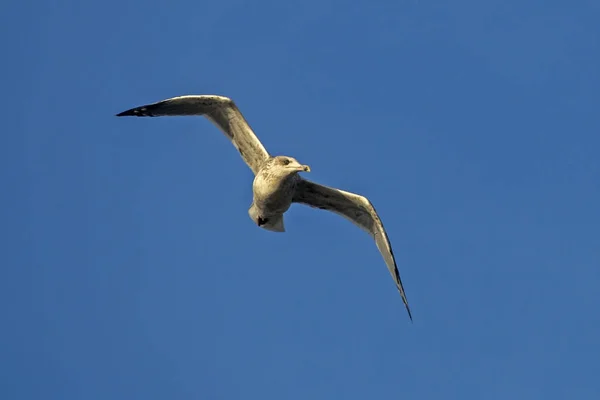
[116,95,270,175]
[293,178,412,320]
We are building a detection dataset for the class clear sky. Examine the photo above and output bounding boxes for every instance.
[1,0,599,398]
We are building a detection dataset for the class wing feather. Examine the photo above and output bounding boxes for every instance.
[293,179,412,320]
[116,95,270,174]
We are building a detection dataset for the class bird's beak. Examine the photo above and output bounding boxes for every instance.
[299,164,311,172]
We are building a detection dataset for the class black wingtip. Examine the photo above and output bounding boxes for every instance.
[116,108,138,117]
[115,106,152,117]
[402,295,413,322]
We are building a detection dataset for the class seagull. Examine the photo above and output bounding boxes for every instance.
[116,95,412,320]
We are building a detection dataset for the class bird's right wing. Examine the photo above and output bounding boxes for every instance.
[117,95,270,175]
[293,178,412,320]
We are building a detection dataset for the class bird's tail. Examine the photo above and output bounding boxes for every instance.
[248,204,286,232]
[261,215,285,232]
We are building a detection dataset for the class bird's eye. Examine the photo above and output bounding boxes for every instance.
[282,158,290,165]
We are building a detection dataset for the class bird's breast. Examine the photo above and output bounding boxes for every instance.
[252,173,296,215]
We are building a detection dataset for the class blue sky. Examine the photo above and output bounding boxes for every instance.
[1,0,599,398]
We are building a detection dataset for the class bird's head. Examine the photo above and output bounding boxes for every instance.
[271,156,311,174]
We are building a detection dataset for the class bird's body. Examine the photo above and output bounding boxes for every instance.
[117,94,413,321]
[252,158,301,216]
[249,156,307,232]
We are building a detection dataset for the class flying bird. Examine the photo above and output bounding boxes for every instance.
[116,95,412,320]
